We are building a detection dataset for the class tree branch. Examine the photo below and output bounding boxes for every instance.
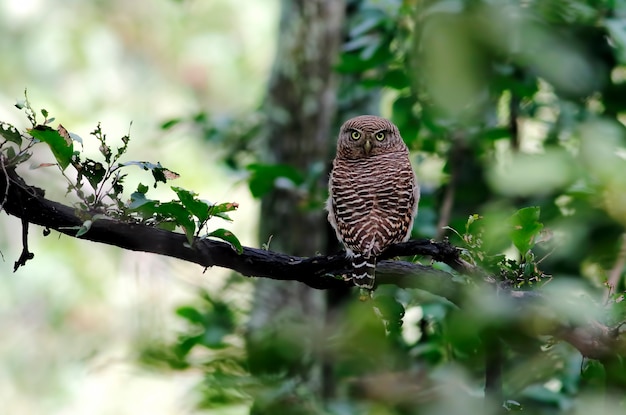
[1,162,625,360]
[0,162,460,295]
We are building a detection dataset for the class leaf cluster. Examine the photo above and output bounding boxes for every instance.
[1,91,242,250]
[142,0,626,413]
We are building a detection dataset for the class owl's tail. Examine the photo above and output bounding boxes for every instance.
[351,254,376,290]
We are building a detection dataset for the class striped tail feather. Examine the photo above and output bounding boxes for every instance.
[351,253,376,290]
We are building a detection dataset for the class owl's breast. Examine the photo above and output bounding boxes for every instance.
[329,152,418,255]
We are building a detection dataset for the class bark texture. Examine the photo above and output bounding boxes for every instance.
[247,1,345,412]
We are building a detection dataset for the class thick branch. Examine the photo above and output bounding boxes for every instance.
[1,163,625,360]
[0,164,460,296]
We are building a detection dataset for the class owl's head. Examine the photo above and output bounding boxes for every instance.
[336,115,406,159]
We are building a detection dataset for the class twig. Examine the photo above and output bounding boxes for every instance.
[13,216,34,271]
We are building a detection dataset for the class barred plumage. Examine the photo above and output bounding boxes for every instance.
[327,115,419,290]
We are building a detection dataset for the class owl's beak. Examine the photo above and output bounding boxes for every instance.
[363,140,372,155]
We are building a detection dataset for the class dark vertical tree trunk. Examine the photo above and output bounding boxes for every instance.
[246,1,345,413]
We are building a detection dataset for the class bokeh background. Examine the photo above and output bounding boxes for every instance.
[2,0,626,414]
[1,0,276,413]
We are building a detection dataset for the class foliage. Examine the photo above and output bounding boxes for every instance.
[3,0,626,414]
[0,91,241,249]
[141,0,626,414]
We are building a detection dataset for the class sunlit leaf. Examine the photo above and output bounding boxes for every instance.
[122,161,179,187]
[0,122,22,145]
[28,124,74,170]
[208,201,239,222]
[207,228,243,254]
[510,207,543,254]
[128,191,154,209]
[172,186,211,222]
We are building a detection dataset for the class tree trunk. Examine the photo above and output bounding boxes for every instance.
[246,1,345,413]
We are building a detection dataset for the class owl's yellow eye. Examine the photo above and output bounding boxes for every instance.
[375,132,385,141]
[351,131,361,140]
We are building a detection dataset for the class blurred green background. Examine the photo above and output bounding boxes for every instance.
[0,0,275,413]
[2,0,626,414]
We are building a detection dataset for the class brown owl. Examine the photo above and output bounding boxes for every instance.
[327,115,419,290]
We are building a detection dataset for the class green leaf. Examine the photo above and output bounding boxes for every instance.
[382,69,410,90]
[156,201,195,243]
[172,186,211,223]
[122,161,179,187]
[175,334,202,358]
[128,191,154,209]
[373,294,405,335]
[605,18,626,63]
[207,228,243,254]
[76,220,92,237]
[157,221,177,232]
[80,159,106,190]
[510,207,543,254]
[11,152,32,165]
[481,127,511,142]
[136,183,149,194]
[176,306,205,324]
[246,163,304,198]
[335,44,392,73]
[503,400,523,411]
[28,125,74,170]
[581,359,605,388]
[155,201,192,224]
[160,118,181,130]
[391,95,420,146]
[0,122,22,145]
[208,201,239,222]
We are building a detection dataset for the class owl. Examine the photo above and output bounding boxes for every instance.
[327,115,419,290]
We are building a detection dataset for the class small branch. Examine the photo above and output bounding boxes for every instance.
[0,155,9,212]
[13,216,34,271]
